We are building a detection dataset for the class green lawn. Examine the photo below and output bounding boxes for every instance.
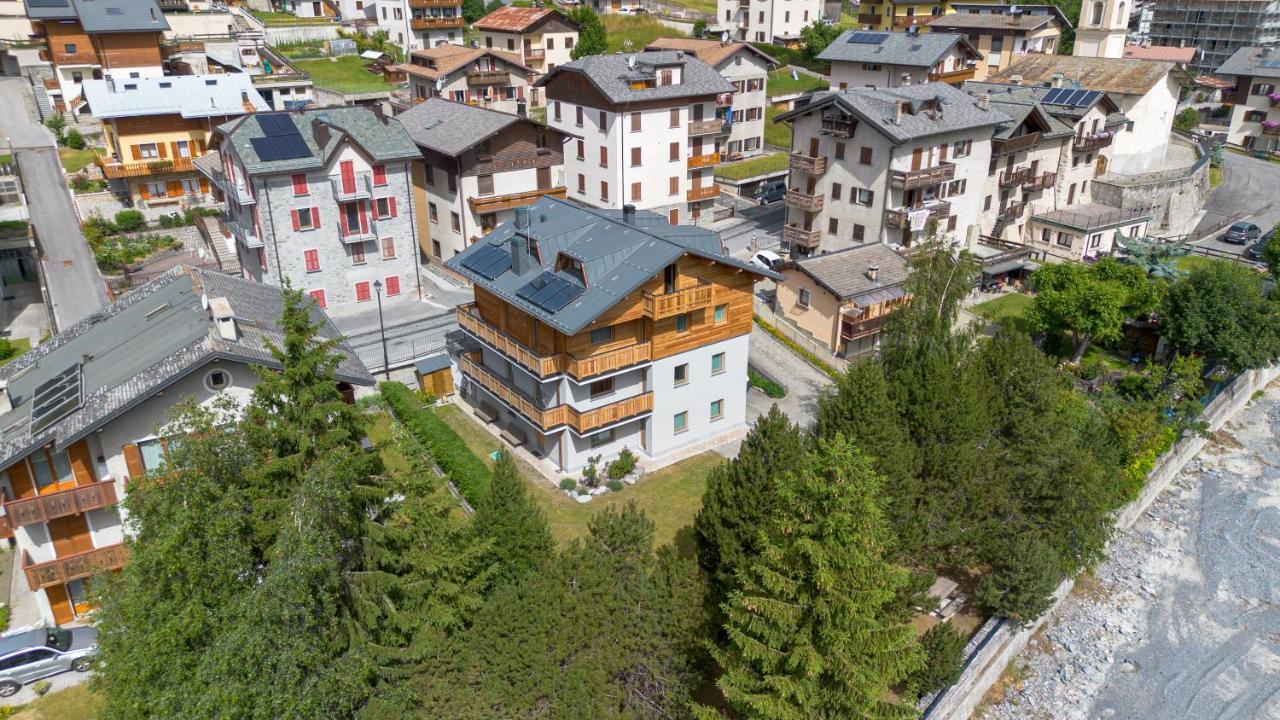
[661,0,717,14]
[0,337,32,366]
[1175,254,1234,273]
[1209,166,1223,188]
[715,152,787,180]
[250,10,336,25]
[972,292,1034,333]
[12,684,103,720]
[603,15,686,53]
[764,104,791,150]
[293,56,396,94]
[766,66,828,98]
[366,411,412,476]
[58,147,98,173]
[434,403,722,548]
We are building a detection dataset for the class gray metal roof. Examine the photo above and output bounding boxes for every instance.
[396,98,522,157]
[790,243,911,303]
[415,354,451,374]
[534,50,733,104]
[1217,46,1280,80]
[445,197,780,336]
[217,107,420,176]
[27,0,171,31]
[958,85,1076,140]
[82,75,268,120]
[1031,203,1150,231]
[817,29,980,69]
[775,84,1011,144]
[963,81,1124,127]
[0,266,372,472]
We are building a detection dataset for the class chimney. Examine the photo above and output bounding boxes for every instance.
[516,98,527,117]
[311,117,331,148]
[1010,74,1023,85]
[622,203,636,225]
[901,72,912,86]
[894,101,905,124]
[1051,72,1063,88]
[512,206,531,275]
[372,101,386,123]
[209,297,238,342]
[866,264,879,282]
[676,50,684,59]
[0,381,11,416]
[978,92,991,111]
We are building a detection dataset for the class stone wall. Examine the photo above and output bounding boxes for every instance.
[1091,134,1211,237]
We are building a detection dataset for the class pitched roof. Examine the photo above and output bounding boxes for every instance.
[399,46,529,81]
[216,107,420,175]
[1122,45,1197,64]
[472,6,575,32]
[396,98,523,157]
[774,83,1011,144]
[990,54,1175,96]
[25,0,170,31]
[534,51,734,104]
[926,12,1062,32]
[962,80,1123,129]
[643,37,779,70]
[789,243,911,303]
[446,197,779,335]
[816,29,981,69]
[0,266,372,472]
[82,74,269,120]
[1217,45,1280,80]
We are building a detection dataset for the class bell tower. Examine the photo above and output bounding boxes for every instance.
[1073,0,1129,59]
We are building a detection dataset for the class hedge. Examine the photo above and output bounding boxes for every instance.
[380,381,490,505]
[753,315,840,380]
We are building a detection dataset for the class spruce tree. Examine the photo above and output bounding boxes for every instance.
[472,451,553,588]
[705,436,922,720]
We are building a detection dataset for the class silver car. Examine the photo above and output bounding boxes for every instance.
[0,626,98,696]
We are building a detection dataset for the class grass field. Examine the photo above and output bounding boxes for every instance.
[293,57,395,93]
[764,104,791,149]
[434,403,722,548]
[11,684,103,720]
[58,147,98,174]
[1209,166,1223,188]
[251,10,336,25]
[972,292,1034,333]
[715,152,787,180]
[766,66,828,98]
[603,15,686,53]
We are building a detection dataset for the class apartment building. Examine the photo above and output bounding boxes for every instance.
[583,0,642,14]
[400,45,536,115]
[925,7,1067,81]
[398,98,569,267]
[0,265,372,625]
[163,40,315,111]
[24,0,169,116]
[989,54,1178,173]
[715,0,823,44]
[774,83,1007,255]
[537,51,734,224]
[82,74,269,210]
[1216,46,1280,154]
[644,38,778,161]
[854,0,1007,31]
[447,198,780,473]
[373,0,465,51]
[818,28,983,90]
[473,6,579,76]
[1149,0,1280,75]
[197,107,422,312]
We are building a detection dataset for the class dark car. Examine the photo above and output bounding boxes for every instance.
[1223,222,1262,245]
[1245,234,1273,261]
[0,627,98,696]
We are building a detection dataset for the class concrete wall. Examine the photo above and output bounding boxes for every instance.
[1091,136,1211,236]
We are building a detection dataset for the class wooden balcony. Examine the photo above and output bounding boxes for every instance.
[468,186,566,214]
[884,200,951,229]
[24,543,129,591]
[999,167,1032,187]
[993,131,1041,156]
[820,117,856,137]
[997,200,1028,223]
[789,152,827,175]
[783,224,821,248]
[456,304,652,380]
[412,16,465,30]
[716,93,733,108]
[44,50,99,65]
[689,118,730,136]
[643,281,713,320]
[687,185,720,201]
[524,48,545,61]
[1,481,117,534]
[890,162,955,190]
[467,68,509,84]
[460,354,654,434]
[857,12,880,23]
[42,78,59,91]
[892,14,926,27]
[687,152,720,169]
[1265,124,1280,136]
[841,313,890,342]
[1072,132,1114,153]
[410,0,461,6]
[784,189,823,212]
[97,156,196,179]
[928,67,977,85]
[1023,171,1056,191]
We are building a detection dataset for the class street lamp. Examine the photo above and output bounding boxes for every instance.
[373,279,390,380]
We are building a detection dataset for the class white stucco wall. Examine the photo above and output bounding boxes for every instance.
[1109,76,1178,174]
[648,333,749,457]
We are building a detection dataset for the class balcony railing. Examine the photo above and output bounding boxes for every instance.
[23,543,129,591]
[687,152,720,169]
[716,93,734,108]
[841,313,890,341]
[411,16,465,29]
[997,200,1028,223]
[524,48,545,61]
[884,200,952,229]
[467,68,509,85]
[687,185,720,201]
[1264,124,1280,136]
[225,218,263,249]
[820,118,856,137]
[689,118,730,135]
[338,219,378,244]
[410,0,461,6]
[782,224,821,248]
[789,152,827,175]
[890,162,955,190]
[44,50,99,65]
[892,14,925,27]
[993,132,1041,156]
[928,67,976,84]
[1072,132,1114,153]
[0,481,117,534]
[784,189,824,212]
[999,167,1032,187]
[457,304,652,380]
[469,186,567,214]
[643,281,713,320]
[97,156,196,179]
[461,354,654,434]
[42,78,59,91]
[1023,171,1056,191]
[857,12,880,23]
[330,172,372,201]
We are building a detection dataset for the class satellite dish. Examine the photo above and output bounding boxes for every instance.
[627,55,636,70]
[721,31,730,43]
[435,77,444,92]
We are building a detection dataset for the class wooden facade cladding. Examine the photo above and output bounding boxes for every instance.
[468,187,567,214]
[457,122,567,177]
[96,32,164,69]
[23,544,129,591]
[0,480,118,535]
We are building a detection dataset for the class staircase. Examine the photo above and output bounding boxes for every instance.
[27,74,52,123]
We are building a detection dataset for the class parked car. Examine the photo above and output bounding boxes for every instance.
[751,249,782,272]
[754,179,785,205]
[1222,221,1262,245]
[0,626,98,696]
[1244,232,1273,261]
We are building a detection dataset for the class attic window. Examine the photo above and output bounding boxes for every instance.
[205,79,217,86]
[159,81,171,88]
[556,255,585,284]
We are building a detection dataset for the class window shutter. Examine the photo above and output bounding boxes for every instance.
[292,173,307,194]
[157,142,168,159]
[166,180,182,197]
[123,444,144,482]
[940,143,948,161]
[310,207,320,227]
[170,142,180,160]
[340,161,355,194]
[291,210,301,231]
[199,178,209,193]
[130,145,142,161]
[67,440,96,486]
[389,197,397,217]
[138,183,150,200]
[517,85,525,99]
[359,200,369,234]
[196,138,206,154]
[7,459,33,499]
[386,276,400,295]
[309,289,326,308]
[372,164,386,185]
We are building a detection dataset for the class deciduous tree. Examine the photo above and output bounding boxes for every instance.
[1027,261,1130,363]
[1160,260,1280,371]
[569,7,607,59]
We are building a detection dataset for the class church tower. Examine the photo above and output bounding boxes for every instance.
[1073,0,1129,59]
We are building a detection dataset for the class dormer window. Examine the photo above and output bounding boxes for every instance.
[557,254,585,284]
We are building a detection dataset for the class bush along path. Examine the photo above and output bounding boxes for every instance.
[380,381,490,508]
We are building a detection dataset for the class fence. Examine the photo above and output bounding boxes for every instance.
[922,361,1280,719]
[357,336,447,375]
[752,296,850,374]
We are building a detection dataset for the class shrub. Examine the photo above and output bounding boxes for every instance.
[582,454,601,487]
[748,368,786,398]
[559,478,577,492]
[354,392,382,410]
[977,535,1062,624]
[905,622,968,697]
[692,18,707,37]
[0,338,14,362]
[113,209,146,233]
[44,115,65,144]
[753,315,839,379]
[380,381,490,504]
[606,448,637,479]
[32,679,51,696]
[606,479,624,492]
[65,128,85,149]
[194,207,222,217]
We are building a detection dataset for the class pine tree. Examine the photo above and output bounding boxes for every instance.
[569,7,607,59]
[694,405,808,607]
[472,451,553,588]
[705,436,922,720]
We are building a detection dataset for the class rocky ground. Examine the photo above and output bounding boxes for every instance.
[978,388,1280,720]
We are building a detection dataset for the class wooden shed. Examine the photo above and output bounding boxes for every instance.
[414,354,454,398]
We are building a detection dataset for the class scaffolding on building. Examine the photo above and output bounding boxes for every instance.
[1149,0,1280,75]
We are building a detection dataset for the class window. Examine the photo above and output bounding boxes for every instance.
[546,38,555,50]
[378,235,395,258]
[429,203,438,223]
[175,140,191,158]
[451,212,461,233]
[631,112,641,132]
[631,181,642,201]
[831,182,842,200]
[631,147,642,167]
[711,352,725,375]
[589,377,614,398]
[710,399,724,421]
[204,369,231,392]
[145,181,165,197]
[600,181,609,202]
[1056,232,1072,247]
[590,428,614,448]
[292,173,308,196]
[64,42,76,54]
[797,287,811,308]
[590,326,614,345]
[599,146,608,168]
[674,363,688,386]
[477,174,494,196]
[71,71,82,83]
[576,139,585,159]
[828,217,839,235]
[1089,233,1102,248]
[309,289,327,309]
[304,249,320,272]
[674,411,688,434]
[835,142,845,160]
[598,110,607,129]
[669,176,679,195]
[575,105,583,126]
[566,36,574,49]
[670,108,680,128]
[952,139,972,158]
[355,281,372,302]
[372,164,387,186]
[714,304,726,324]
[294,208,316,231]
[385,276,401,296]
[853,188,874,206]
[860,147,873,165]
[853,223,865,242]
[578,173,586,194]
[138,143,159,159]
[1252,83,1276,96]
[351,243,366,265]
[375,196,395,218]
[675,313,689,333]
[554,101,562,122]
[984,195,993,211]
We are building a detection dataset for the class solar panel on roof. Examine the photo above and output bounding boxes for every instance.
[1040,87,1065,104]
[460,244,513,280]
[257,114,295,136]
[29,364,84,435]
[517,272,583,313]
[847,31,888,44]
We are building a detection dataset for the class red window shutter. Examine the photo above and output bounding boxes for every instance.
[291,209,301,231]
[340,161,355,194]
[372,164,387,186]
[389,197,397,217]
[292,173,307,195]
[309,289,326,308]
[310,207,320,228]
[304,249,319,272]
[385,276,400,296]
[356,282,371,302]
[517,86,525,99]
[359,200,369,234]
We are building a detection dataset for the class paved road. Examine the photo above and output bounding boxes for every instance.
[0,77,109,330]
[718,200,786,258]
[1189,150,1280,262]
[744,325,831,428]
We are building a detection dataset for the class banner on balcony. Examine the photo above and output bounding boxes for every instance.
[909,209,931,232]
